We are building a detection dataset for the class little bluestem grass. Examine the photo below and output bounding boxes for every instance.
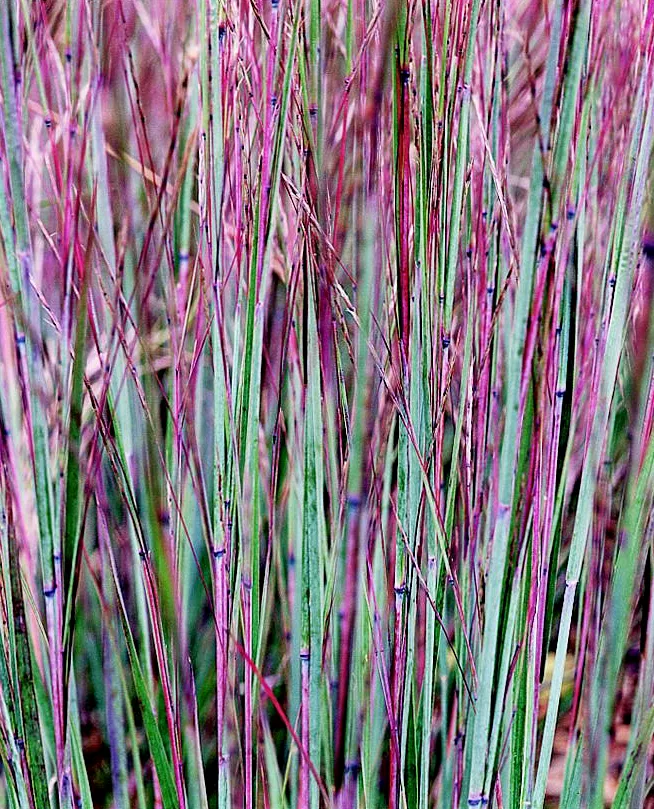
[1,1,654,808]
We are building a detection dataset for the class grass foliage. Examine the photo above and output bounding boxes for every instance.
[1,0,654,807]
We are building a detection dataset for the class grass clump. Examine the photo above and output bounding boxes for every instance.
[1,1,654,808]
